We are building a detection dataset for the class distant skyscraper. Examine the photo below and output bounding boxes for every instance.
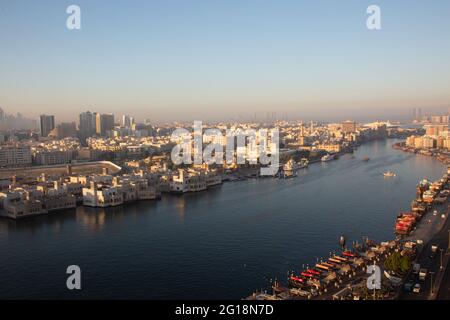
[121,114,134,128]
[96,113,115,136]
[79,111,97,140]
[39,114,55,137]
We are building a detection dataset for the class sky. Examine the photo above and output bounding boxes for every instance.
[0,0,450,123]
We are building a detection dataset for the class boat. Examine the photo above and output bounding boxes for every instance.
[316,263,330,271]
[362,156,370,161]
[283,158,299,171]
[342,251,357,258]
[306,269,321,276]
[298,158,309,169]
[383,171,396,177]
[281,159,298,178]
[321,154,334,162]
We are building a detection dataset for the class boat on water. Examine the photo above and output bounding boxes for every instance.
[283,158,309,171]
[321,154,334,162]
[298,158,309,169]
[383,171,396,177]
[362,156,370,161]
[281,158,309,178]
[283,158,298,171]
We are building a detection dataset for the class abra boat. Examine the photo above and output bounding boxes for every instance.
[321,154,334,162]
[383,171,396,177]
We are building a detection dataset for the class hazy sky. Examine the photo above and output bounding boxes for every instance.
[1,0,450,123]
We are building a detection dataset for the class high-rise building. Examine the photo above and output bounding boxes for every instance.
[50,122,77,139]
[79,111,97,140]
[39,114,55,137]
[424,124,449,136]
[96,113,115,136]
[121,114,134,128]
[431,115,449,124]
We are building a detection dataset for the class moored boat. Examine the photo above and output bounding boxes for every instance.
[321,154,334,162]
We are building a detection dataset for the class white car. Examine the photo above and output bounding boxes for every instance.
[413,283,421,293]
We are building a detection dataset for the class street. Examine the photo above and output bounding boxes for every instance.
[400,203,450,299]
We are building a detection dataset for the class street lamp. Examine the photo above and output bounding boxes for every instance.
[430,271,435,295]
[440,249,444,271]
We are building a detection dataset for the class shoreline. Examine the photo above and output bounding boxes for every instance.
[246,141,450,300]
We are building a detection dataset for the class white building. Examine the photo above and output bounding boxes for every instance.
[170,169,207,193]
[82,182,123,207]
[0,189,46,219]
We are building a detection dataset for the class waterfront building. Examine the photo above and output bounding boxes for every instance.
[63,181,83,202]
[82,182,123,207]
[431,115,449,124]
[169,168,221,193]
[170,169,207,193]
[36,181,77,211]
[112,176,157,201]
[316,143,341,153]
[206,170,222,187]
[424,124,449,136]
[422,136,436,149]
[0,188,46,219]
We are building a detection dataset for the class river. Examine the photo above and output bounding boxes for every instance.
[0,139,445,299]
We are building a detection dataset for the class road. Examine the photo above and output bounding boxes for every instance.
[400,203,450,299]
[437,250,450,299]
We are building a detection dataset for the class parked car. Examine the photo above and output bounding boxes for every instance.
[430,244,438,259]
[403,281,415,292]
[412,263,421,275]
[419,268,427,281]
[413,283,421,293]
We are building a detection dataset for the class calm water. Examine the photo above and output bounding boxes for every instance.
[0,139,445,299]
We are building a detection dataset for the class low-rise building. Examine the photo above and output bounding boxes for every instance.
[82,182,123,207]
[0,189,46,219]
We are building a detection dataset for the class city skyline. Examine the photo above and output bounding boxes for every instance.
[1,0,450,122]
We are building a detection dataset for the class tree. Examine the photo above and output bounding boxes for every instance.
[384,252,411,276]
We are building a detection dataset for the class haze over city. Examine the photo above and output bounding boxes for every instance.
[1,0,450,123]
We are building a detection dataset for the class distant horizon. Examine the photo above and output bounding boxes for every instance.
[1,104,450,126]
